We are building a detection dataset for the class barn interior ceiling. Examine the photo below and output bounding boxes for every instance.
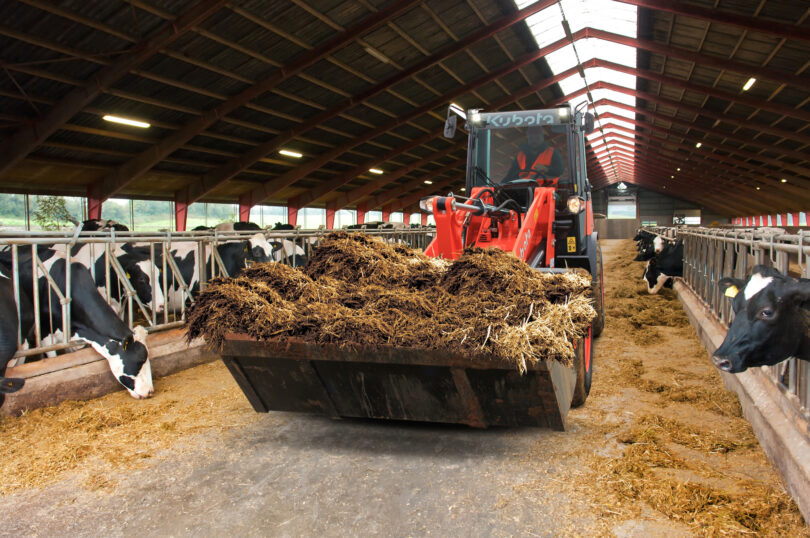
[0,0,808,218]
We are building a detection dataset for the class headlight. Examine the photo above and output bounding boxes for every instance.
[419,196,435,213]
[567,196,585,214]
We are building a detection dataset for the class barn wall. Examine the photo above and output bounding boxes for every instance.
[592,185,730,239]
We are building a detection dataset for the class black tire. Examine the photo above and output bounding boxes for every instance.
[571,330,593,408]
[591,244,605,338]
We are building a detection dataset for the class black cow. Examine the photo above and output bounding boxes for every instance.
[642,240,684,294]
[272,223,295,230]
[268,239,307,267]
[193,221,262,232]
[0,248,153,398]
[69,243,165,314]
[80,219,129,232]
[713,265,810,373]
[161,234,274,311]
[0,265,27,404]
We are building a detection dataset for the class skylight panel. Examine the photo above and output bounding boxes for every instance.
[516,0,638,185]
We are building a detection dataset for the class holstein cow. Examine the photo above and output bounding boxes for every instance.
[0,248,153,398]
[68,243,165,315]
[0,264,27,404]
[642,240,684,294]
[193,221,262,232]
[268,239,307,267]
[80,219,129,232]
[160,233,274,310]
[713,265,810,373]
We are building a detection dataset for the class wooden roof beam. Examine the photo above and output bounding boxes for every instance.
[176,0,561,209]
[0,0,227,179]
[87,0,422,206]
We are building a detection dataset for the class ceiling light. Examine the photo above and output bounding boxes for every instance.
[781,178,787,183]
[756,187,760,190]
[364,46,389,64]
[742,77,757,91]
[670,175,674,179]
[460,187,466,192]
[369,168,384,175]
[617,182,627,191]
[279,149,303,158]
[676,168,681,171]
[424,180,433,185]
[695,142,702,148]
[103,115,150,128]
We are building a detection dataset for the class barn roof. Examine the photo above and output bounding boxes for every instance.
[0,0,807,217]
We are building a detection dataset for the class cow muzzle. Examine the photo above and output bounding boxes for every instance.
[711,354,743,373]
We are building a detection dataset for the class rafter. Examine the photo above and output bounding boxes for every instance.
[174,0,560,209]
[0,0,227,179]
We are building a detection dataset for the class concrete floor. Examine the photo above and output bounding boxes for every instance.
[4,413,600,537]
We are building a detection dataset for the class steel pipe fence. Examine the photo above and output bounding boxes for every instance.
[643,225,810,419]
[0,227,435,362]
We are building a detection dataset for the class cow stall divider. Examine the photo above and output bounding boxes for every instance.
[0,227,435,400]
[644,226,810,419]
[641,225,810,519]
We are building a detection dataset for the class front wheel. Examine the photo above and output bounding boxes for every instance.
[571,327,593,407]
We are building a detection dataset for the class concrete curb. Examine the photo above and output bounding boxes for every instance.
[675,279,810,522]
[2,328,218,415]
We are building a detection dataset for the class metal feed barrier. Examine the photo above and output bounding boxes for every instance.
[643,225,810,421]
[0,227,435,362]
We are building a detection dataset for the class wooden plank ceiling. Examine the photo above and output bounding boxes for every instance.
[0,0,807,217]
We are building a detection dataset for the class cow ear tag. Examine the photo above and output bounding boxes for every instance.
[724,285,739,298]
[244,246,249,252]
[126,272,130,279]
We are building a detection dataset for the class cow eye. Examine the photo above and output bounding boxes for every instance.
[758,307,774,320]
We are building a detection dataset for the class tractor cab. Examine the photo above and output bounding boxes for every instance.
[423,105,597,273]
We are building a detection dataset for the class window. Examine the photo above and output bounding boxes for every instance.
[641,220,657,226]
[367,210,383,222]
[101,198,132,229]
[674,209,700,226]
[389,212,404,223]
[299,207,325,229]
[409,213,422,225]
[133,200,173,231]
[0,193,28,230]
[607,196,636,219]
[334,209,355,228]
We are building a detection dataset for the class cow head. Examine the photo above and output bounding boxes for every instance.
[712,266,810,373]
[634,242,655,261]
[126,259,166,314]
[248,233,273,263]
[76,324,153,398]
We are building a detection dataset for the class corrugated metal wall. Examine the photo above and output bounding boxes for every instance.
[592,186,730,239]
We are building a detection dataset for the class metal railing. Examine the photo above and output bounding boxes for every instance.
[643,225,810,421]
[0,227,435,362]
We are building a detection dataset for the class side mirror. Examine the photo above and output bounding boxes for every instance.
[583,112,595,134]
[443,113,457,138]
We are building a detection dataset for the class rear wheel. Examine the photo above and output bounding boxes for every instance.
[571,328,593,407]
[591,244,605,337]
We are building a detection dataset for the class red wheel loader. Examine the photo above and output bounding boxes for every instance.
[218,104,604,430]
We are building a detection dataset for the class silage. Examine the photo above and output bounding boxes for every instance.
[186,232,596,370]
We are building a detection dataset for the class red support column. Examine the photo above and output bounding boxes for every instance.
[357,204,366,225]
[421,212,428,226]
[238,193,252,223]
[382,206,391,223]
[86,185,103,220]
[287,206,298,228]
[782,214,788,226]
[175,199,188,231]
[792,213,800,226]
[326,207,336,230]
